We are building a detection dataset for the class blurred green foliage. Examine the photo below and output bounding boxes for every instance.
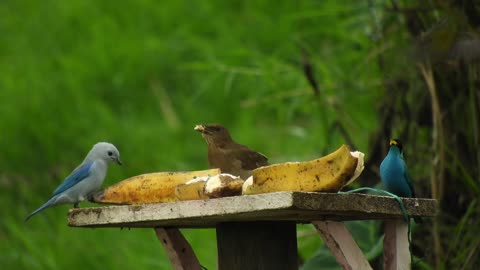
[300,220,383,270]
[0,0,381,268]
[0,1,381,269]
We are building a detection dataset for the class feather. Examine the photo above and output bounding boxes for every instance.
[52,161,94,196]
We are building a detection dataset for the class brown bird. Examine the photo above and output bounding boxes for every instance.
[194,124,269,180]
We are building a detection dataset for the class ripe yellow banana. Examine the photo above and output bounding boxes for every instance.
[242,145,362,195]
[92,168,220,204]
[175,178,209,201]
[91,145,363,203]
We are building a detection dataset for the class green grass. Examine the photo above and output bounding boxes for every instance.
[0,1,384,269]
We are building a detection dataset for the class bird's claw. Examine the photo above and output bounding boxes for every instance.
[86,193,95,203]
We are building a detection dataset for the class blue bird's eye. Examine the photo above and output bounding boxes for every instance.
[108,151,113,156]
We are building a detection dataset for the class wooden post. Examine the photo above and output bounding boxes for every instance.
[216,222,298,270]
[154,227,202,270]
[383,219,410,270]
[313,221,372,270]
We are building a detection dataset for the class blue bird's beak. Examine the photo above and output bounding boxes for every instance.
[115,158,122,165]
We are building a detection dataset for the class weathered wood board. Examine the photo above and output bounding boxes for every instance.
[68,192,436,228]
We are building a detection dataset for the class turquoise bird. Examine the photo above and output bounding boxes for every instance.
[380,139,422,223]
[380,139,416,198]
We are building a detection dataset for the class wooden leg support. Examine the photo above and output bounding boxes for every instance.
[154,227,202,270]
[384,219,410,270]
[216,222,298,270]
[312,221,372,270]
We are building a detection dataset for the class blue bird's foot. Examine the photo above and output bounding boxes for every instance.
[86,193,97,203]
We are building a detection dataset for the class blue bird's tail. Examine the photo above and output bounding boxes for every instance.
[413,216,423,224]
[25,196,58,222]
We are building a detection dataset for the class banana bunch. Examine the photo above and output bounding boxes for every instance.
[242,144,364,195]
[92,145,364,204]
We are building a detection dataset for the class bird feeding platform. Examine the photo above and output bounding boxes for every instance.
[68,192,437,270]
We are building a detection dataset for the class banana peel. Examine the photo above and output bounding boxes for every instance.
[204,174,244,198]
[347,151,364,185]
[175,174,244,201]
[92,168,220,204]
[242,145,364,195]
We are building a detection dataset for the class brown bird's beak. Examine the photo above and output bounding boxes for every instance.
[194,125,206,133]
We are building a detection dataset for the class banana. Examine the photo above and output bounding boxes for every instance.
[175,177,209,201]
[204,174,244,198]
[242,145,363,195]
[175,174,245,201]
[92,168,220,204]
[91,145,364,203]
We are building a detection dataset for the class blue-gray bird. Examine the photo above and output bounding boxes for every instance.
[25,142,122,221]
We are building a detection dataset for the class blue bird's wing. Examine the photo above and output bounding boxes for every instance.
[52,162,94,196]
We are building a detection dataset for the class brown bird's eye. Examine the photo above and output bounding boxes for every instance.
[108,151,113,156]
